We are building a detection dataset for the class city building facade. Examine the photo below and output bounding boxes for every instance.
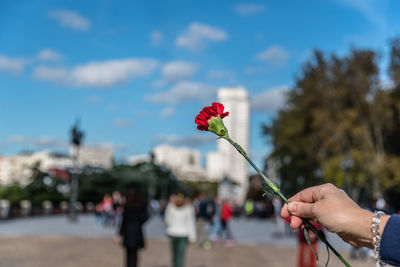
[0,146,114,186]
[76,146,114,169]
[152,144,206,180]
[0,151,71,186]
[207,86,250,200]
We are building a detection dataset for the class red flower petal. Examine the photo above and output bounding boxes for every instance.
[195,115,208,126]
[204,106,217,117]
[197,125,209,131]
[197,113,207,121]
[212,102,224,115]
[220,112,229,119]
[200,109,211,118]
[195,102,229,132]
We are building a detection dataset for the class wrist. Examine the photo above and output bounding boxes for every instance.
[353,209,375,248]
[350,211,389,249]
[371,211,388,266]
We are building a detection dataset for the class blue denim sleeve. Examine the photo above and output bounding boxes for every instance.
[380,214,400,266]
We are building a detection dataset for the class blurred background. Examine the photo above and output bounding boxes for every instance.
[1,0,400,266]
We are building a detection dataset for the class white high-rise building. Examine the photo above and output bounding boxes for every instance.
[207,87,250,198]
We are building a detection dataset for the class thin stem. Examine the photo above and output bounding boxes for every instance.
[224,136,352,267]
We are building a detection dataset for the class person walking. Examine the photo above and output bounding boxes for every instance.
[164,193,196,267]
[220,199,234,246]
[112,190,124,227]
[194,193,213,249]
[101,194,113,226]
[209,196,222,243]
[296,223,322,267]
[115,186,148,267]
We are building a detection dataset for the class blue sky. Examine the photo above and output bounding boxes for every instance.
[1,0,399,168]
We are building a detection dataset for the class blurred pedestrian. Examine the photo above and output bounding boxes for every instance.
[209,196,222,243]
[150,199,160,216]
[101,194,113,226]
[165,193,196,267]
[220,199,234,246]
[95,203,104,226]
[272,196,282,221]
[296,223,322,267]
[244,199,254,218]
[194,193,212,249]
[115,186,148,267]
[112,190,123,227]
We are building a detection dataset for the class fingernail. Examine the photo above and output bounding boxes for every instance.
[288,203,296,212]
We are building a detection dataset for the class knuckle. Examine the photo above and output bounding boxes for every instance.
[309,204,318,218]
[325,183,335,190]
[321,183,336,194]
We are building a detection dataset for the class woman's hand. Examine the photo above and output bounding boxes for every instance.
[280,183,389,248]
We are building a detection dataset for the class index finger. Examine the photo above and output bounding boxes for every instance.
[288,184,326,203]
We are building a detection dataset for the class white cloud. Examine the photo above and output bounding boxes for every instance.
[146,81,216,104]
[251,86,289,112]
[256,45,289,67]
[160,107,175,118]
[48,9,91,32]
[234,3,265,16]
[113,118,133,128]
[70,59,158,87]
[162,61,198,82]
[37,49,62,62]
[0,55,27,74]
[154,134,215,147]
[176,22,228,52]
[334,0,387,29]
[33,65,68,82]
[151,30,163,45]
[32,58,158,88]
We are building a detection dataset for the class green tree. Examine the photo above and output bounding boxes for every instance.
[264,43,400,206]
[78,163,181,203]
[0,184,28,205]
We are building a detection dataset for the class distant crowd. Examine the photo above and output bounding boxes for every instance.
[92,188,400,267]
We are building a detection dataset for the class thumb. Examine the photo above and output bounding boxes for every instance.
[287,202,315,218]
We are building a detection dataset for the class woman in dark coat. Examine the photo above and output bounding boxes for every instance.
[116,187,148,267]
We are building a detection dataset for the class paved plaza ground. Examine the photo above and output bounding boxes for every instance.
[0,215,375,267]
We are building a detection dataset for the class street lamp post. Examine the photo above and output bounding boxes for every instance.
[69,120,84,223]
[148,152,156,204]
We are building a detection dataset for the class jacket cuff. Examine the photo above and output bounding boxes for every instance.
[380,214,400,266]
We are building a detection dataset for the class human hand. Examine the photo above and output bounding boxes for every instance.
[280,183,389,248]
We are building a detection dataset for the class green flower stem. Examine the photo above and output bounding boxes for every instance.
[224,136,352,267]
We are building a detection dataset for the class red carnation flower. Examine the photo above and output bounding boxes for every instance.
[195,102,229,137]
[195,103,229,131]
